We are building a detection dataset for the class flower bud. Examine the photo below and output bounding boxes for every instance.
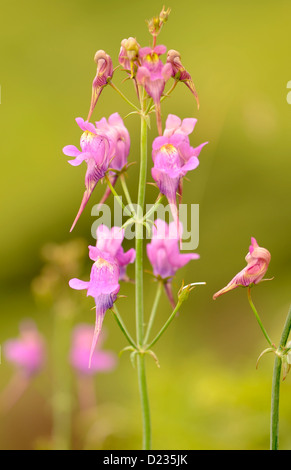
[146,6,171,38]
[167,49,199,108]
[118,37,140,77]
[159,5,171,23]
[213,238,271,300]
[87,50,113,121]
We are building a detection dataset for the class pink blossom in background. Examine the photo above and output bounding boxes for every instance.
[4,320,46,376]
[90,225,135,281]
[69,249,120,368]
[63,117,115,231]
[70,324,117,375]
[213,237,271,300]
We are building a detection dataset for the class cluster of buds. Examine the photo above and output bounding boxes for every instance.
[72,6,199,139]
[146,6,171,45]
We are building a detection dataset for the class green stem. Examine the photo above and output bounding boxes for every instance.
[105,174,132,217]
[111,305,137,349]
[120,174,136,217]
[136,354,151,450]
[146,300,182,350]
[135,92,151,449]
[270,305,291,450]
[144,282,163,345]
[110,82,140,112]
[142,194,165,222]
[247,287,274,348]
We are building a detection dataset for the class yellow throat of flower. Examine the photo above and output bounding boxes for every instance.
[146,52,159,63]
[161,144,176,155]
[94,257,114,271]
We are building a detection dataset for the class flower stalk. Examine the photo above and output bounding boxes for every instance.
[64,9,205,450]
[247,286,274,349]
[270,305,291,450]
[135,89,152,449]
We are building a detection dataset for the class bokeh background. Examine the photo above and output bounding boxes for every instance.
[0,0,291,450]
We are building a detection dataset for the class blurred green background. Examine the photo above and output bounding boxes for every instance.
[1,0,291,450]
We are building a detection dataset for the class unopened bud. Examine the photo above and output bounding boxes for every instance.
[146,16,160,36]
[167,49,200,109]
[146,6,171,38]
[159,6,171,23]
[178,282,206,303]
[87,50,113,120]
[119,37,140,77]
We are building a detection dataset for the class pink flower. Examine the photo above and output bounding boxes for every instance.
[213,237,271,300]
[96,113,130,172]
[147,219,199,307]
[167,49,199,108]
[4,321,46,376]
[137,45,172,104]
[63,117,115,231]
[69,248,120,368]
[163,114,198,139]
[95,113,131,207]
[87,50,113,121]
[70,324,117,375]
[136,45,172,134]
[147,219,199,279]
[151,115,207,231]
[90,225,135,281]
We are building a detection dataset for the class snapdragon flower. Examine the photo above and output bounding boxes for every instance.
[95,113,131,207]
[147,219,199,307]
[213,237,271,299]
[136,45,172,134]
[69,249,120,368]
[63,118,115,231]
[151,114,207,233]
[90,224,135,281]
